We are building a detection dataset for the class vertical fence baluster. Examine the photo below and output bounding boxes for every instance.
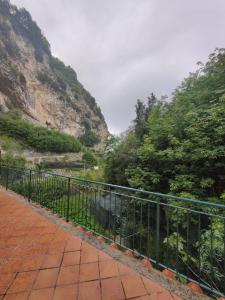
[223,219,225,293]
[186,210,190,278]
[147,203,150,258]
[210,217,213,290]
[156,198,160,267]
[66,177,71,222]
[198,214,201,279]
[6,166,8,190]
[28,169,32,201]
[166,207,169,266]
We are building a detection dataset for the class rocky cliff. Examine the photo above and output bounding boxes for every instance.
[0,0,108,146]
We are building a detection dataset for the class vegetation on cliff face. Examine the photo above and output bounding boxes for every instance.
[0,0,108,144]
[105,48,225,201]
[0,112,82,153]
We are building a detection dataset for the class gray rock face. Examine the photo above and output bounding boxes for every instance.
[0,0,108,147]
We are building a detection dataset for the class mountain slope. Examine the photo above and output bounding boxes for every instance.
[0,0,108,147]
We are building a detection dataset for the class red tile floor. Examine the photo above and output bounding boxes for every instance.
[0,189,183,300]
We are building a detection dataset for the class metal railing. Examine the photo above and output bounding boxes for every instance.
[0,165,224,298]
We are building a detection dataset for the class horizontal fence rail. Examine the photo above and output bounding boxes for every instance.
[0,165,224,298]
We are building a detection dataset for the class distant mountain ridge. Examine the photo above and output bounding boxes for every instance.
[0,0,108,147]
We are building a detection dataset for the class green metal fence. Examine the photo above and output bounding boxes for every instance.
[0,165,224,298]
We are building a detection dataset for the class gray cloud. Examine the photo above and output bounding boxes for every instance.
[12,0,225,133]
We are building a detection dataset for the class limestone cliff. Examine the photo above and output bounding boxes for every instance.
[0,0,108,146]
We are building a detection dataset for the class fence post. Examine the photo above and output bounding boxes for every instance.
[66,177,71,222]
[6,167,9,190]
[28,169,32,201]
[156,198,160,267]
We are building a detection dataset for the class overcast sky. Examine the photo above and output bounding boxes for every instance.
[12,0,225,134]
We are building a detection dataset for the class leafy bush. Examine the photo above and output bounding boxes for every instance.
[0,135,24,151]
[79,130,100,147]
[1,153,27,168]
[82,150,97,166]
[0,112,82,153]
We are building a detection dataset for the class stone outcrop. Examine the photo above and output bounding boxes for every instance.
[0,0,108,146]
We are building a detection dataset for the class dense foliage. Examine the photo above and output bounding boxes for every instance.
[105,48,225,201]
[104,49,225,293]
[1,153,27,167]
[79,130,100,147]
[82,150,98,166]
[0,112,82,153]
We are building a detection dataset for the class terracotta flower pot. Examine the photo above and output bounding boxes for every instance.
[142,259,153,268]
[97,235,105,242]
[162,269,176,280]
[110,242,118,249]
[77,226,85,231]
[85,230,93,236]
[187,282,203,294]
[125,249,134,257]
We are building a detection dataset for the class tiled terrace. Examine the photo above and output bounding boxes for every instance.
[0,189,185,300]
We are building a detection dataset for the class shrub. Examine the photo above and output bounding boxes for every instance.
[0,112,82,153]
[79,130,100,147]
[1,153,27,168]
[82,150,97,166]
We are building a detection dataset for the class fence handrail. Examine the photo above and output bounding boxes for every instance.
[2,164,225,209]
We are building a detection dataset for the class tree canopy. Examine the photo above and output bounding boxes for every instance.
[105,48,225,201]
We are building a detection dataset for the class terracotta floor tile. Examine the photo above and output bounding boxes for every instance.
[117,262,136,276]
[29,287,55,300]
[62,251,80,266]
[57,265,79,285]
[4,291,29,300]
[99,260,119,279]
[79,262,99,282]
[121,275,147,299]
[101,277,125,300]
[0,273,15,295]
[80,248,98,264]
[33,268,59,289]
[6,237,24,248]
[0,248,14,258]
[0,258,23,274]
[48,241,66,254]
[142,277,166,294]
[65,238,81,252]
[98,251,113,261]
[149,291,174,300]
[38,233,55,245]
[30,245,48,255]
[13,245,32,257]
[78,280,101,300]
[0,190,184,300]
[80,241,92,250]
[53,284,78,300]
[8,271,38,294]
[21,255,44,272]
[41,254,63,269]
